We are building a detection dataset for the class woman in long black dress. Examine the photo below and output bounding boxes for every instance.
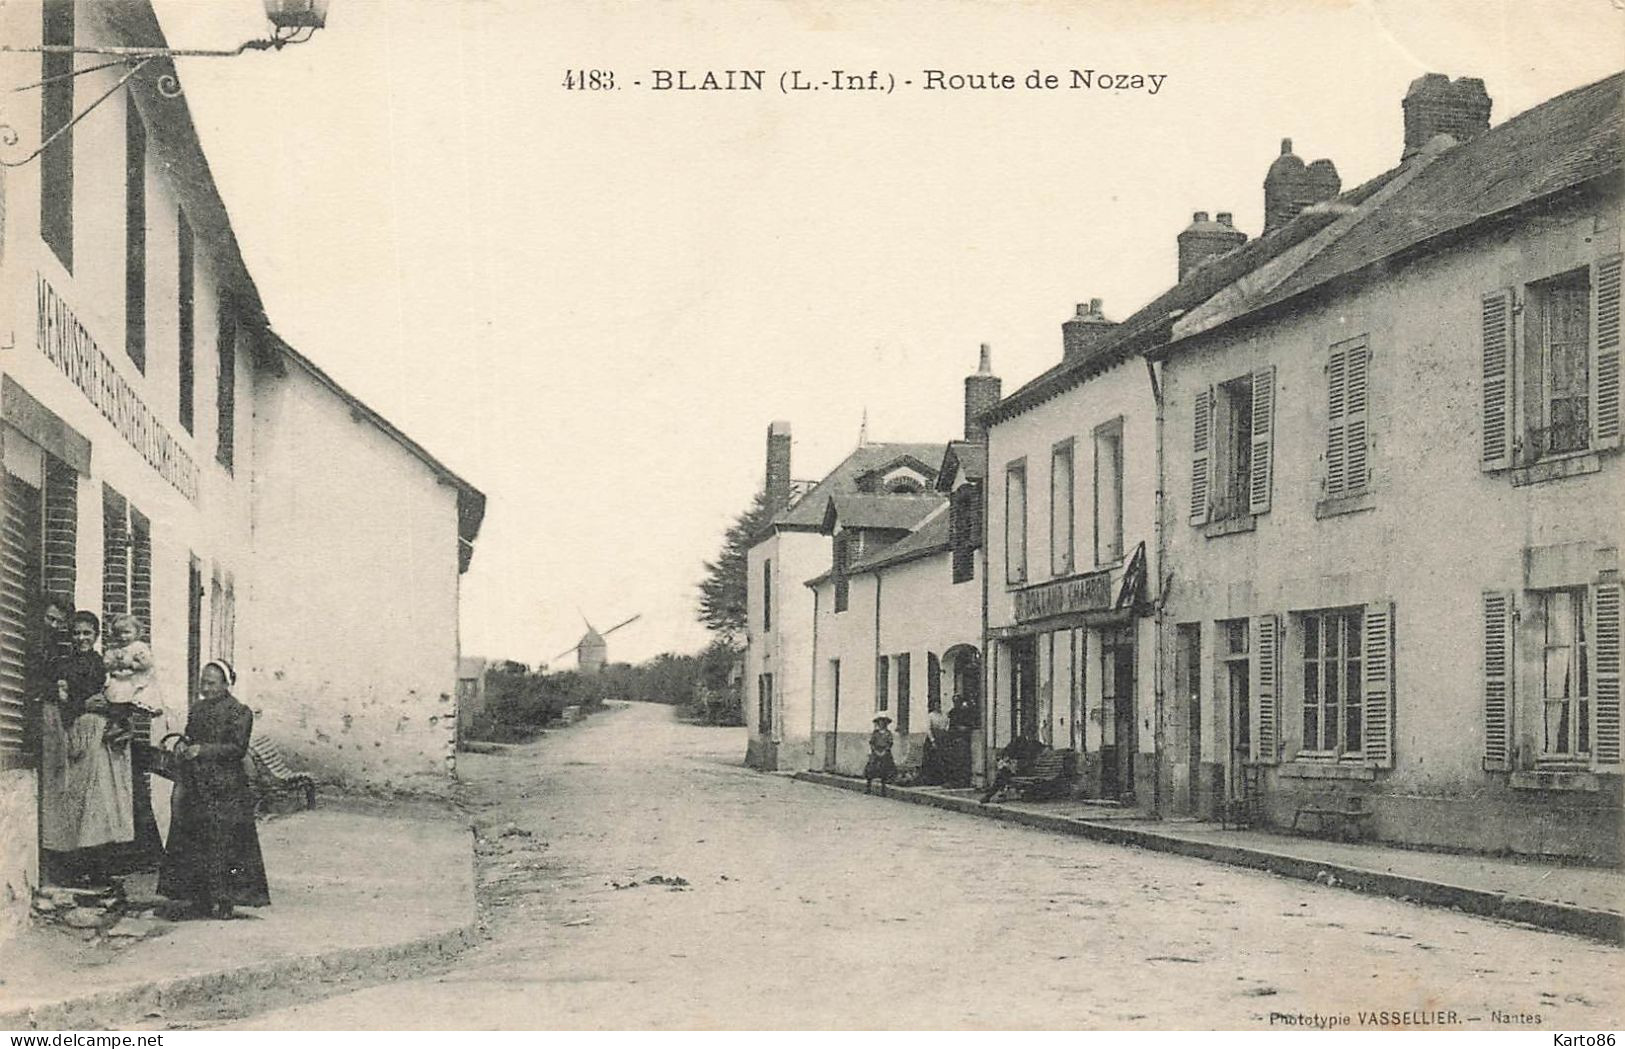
[158,659,270,918]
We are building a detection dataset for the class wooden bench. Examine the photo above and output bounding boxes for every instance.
[249,736,317,811]
[1008,748,1078,800]
[1292,792,1372,840]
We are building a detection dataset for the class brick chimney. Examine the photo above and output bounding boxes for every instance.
[765,420,792,513]
[1177,211,1247,280]
[1062,299,1118,366]
[1263,138,1341,235]
[1402,74,1491,159]
[963,344,1002,444]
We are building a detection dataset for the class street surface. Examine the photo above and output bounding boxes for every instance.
[218,702,1617,1029]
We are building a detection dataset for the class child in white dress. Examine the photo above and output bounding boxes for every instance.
[104,613,173,841]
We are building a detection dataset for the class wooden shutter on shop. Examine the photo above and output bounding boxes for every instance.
[1481,289,1515,470]
[0,475,43,766]
[1190,389,1213,525]
[1593,581,1621,768]
[1250,613,1279,764]
[1363,601,1395,769]
[1327,339,1370,496]
[1481,590,1514,772]
[1591,253,1622,451]
[1248,366,1276,515]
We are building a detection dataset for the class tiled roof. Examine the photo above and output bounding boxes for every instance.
[849,504,952,574]
[771,442,947,529]
[1243,72,1623,319]
[987,72,1622,424]
[823,493,945,533]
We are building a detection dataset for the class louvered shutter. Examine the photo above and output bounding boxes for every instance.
[1481,591,1514,772]
[1363,601,1395,769]
[1250,613,1279,764]
[1326,343,1348,495]
[1591,254,1621,451]
[1481,289,1515,470]
[1593,581,1621,769]
[1190,389,1212,525]
[1249,366,1275,515]
[1344,343,1370,493]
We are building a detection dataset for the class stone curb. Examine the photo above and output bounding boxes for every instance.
[794,770,1624,947]
[1,827,481,1031]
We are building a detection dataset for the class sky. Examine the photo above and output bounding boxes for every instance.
[148,0,1623,669]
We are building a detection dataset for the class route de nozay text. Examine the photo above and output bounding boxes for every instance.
[648,68,1168,94]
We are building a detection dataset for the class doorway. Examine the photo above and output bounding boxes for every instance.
[825,659,841,771]
[1100,626,1136,800]
[1176,624,1201,814]
[1009,637,1038,741]
[1220,619,1251,805]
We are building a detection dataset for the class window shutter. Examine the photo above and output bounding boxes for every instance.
[1326,343,1348,495]
[1593,581,1621,769]
[1481,590,1514,772]
[1481,289,1515,470]
[1591,253,1621,451]
[1344,342,1370,493]
[1189,389,1212,525]
[1249,366,1275,515]
[1363,601,1395,769]
[1250,613,1278,764]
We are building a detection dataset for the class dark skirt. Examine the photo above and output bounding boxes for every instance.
[157,779,270,907]
[864,752,897,780]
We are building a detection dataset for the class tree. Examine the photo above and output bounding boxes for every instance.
[696,488,775,644]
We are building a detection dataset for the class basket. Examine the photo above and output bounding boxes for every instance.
[141,732,188,781]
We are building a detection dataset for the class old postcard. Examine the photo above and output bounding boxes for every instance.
[0,0,1620,1035]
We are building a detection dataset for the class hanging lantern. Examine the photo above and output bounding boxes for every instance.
[263,0,329,30]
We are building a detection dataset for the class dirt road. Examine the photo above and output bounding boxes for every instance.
[224,701,1618,1030]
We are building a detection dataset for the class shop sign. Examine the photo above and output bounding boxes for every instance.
[1013,570,1111,623]
[36,275,198,501]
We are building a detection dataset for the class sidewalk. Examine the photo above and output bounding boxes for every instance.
[0,803,477,1029]
[795,770,1624,946]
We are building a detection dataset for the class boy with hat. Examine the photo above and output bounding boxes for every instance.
[864,716,896,795]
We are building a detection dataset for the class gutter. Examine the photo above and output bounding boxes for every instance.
[1145,354,1166,820]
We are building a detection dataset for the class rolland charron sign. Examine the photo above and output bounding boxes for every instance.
[1013,570,1112,623]
[36,275,200,502]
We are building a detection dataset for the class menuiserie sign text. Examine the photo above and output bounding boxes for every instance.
[36,275,199,502]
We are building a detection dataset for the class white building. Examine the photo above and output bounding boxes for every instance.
[0,0,483,935]
[982,302,1161,805]
[742,421,945,771]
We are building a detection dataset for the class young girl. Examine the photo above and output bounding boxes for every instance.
[864,715,896,795]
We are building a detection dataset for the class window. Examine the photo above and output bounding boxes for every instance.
[1301,609,1363,756]
[1538,588,1590,762]
[895,653,911,734]
[1527,270,1591,458]
[833,534,851,613]
[1050,440,1074,576]
[950,482,981,585]
[1325,336,1369,496]
[762,558,772,631]
[125,104,147,372]
[178,211,195,434]
[216,305,236,470]
[1482,256,1621,471]
[1005,459,1027,584]
[1214,376,1252,521]
[1094,420,1124,565]
[1191,367,1274,525]
[876,655,889,712]
[40,0,73,270]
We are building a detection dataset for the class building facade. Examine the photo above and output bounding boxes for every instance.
[1156,74,1622,861]
[0,0,484,934]
[983,304,1161,805]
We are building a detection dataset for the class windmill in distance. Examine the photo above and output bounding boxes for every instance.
[554,613,641,675]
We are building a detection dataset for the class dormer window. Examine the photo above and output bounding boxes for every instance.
[885,476,924,494]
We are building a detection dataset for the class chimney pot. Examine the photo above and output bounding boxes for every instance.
[1216,212,1233,226]
[964,346,1001,443]
[1089,297,1102,313]
[1281,137,1293,155]
[1192,210,1209,223]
